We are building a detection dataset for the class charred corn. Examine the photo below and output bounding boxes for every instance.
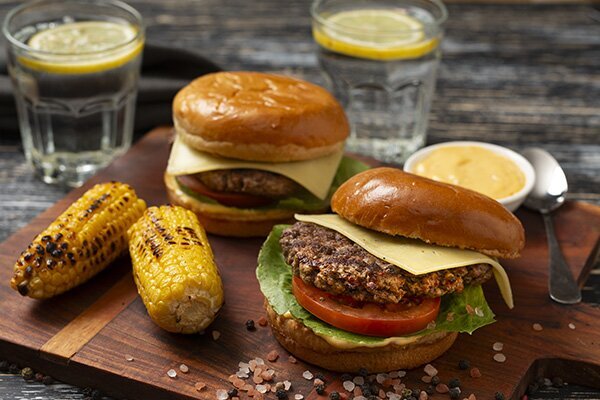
[10,182,147,299]
[128,205,224,333]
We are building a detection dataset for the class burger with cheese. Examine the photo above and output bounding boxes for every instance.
[165,71,367,237]
[257,167,524,372]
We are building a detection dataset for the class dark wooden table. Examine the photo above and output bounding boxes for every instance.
[0,0,599,399]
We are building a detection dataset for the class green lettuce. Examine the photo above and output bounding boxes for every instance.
[256,225,496,346]
[177,156,370,211]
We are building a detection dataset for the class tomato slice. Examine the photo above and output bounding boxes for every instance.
[177,175,274,208]
[292,276,440,337]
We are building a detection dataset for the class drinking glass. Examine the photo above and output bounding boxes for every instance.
[3,0,144,187]
[312,0,447,163]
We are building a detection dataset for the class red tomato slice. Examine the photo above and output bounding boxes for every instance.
[292,276,440,337]
[177,175,274,208]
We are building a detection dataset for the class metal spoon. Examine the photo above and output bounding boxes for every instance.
[522,148,581,304]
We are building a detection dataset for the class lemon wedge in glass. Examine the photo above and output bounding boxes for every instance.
[313,9,438,61]
[21,21,143,74]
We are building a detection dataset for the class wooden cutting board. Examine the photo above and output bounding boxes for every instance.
[1,127,599,400]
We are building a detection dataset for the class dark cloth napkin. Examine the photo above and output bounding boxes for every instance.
[0,42,222,140]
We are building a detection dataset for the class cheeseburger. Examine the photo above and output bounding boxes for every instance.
[257,168,524,372]
[165,71,367,237]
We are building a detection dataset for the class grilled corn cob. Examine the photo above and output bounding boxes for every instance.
[128,205,224,333]
[10,182,147,299]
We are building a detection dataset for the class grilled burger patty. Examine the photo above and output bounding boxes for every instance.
[192,169,302,198]
[280,222,493,304]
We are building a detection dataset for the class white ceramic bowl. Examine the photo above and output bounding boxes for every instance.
[403,141,536,212]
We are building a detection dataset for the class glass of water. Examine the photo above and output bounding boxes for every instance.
[3,0,144,187]
[312,0,447,163]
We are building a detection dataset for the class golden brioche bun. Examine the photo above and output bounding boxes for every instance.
[265,302,457,373]
[173,72,349,162]
[165,173,297,237]
[332,167,525,259]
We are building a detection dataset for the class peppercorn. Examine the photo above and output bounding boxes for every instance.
[495,392,505,400]
[83,388,93,396]
[329,391,340,400]
[361,384,372,397]
[448,378,460,388]
[412,388,421,397]
[407,397,417,400]
[42,375,54,385]
[0,361,9,372]
[91,389,102,400]
[425,385,435,395]
[21,367,34,380]
[276,389,288,399]
[315,383,326,395]
[8,364,20,374]
[245,320,256,331]
[340,374,352,382]
[315,372,326,383]
[358,367,369,377]
[401,388,413,398]
[458,359,470,370]
[35,372,44,382]
[431,376,440,385]
[449,387,461,399]
[228,388,239,398]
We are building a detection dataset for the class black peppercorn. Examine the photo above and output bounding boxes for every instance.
[228,388,238,398]
[315,383,326,395]
[449,387,461,399]
[552,377,564,387]
[425,385,435,395]
[448,378,460,388]
[82,388,93,396]
[42,375,54,385]
[358,367,369,377]
[340,374,352,382]
[329,391,340,400]
[315,372,326,383]
[431,375,440,385]
[458,359,470,370]
[495,392,505,400]
[245,320,256,331]
[276,389,288,399]
[34,373,44,382]
[0,361,9,372]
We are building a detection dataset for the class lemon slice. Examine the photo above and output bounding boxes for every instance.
[20,21,143,74]
[313,9,438,61]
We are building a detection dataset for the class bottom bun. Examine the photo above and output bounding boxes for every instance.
[165,173,298,237]
[265,302,457,373]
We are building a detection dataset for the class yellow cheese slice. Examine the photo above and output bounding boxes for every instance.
[166,136,344,200]
[295,214,514,309]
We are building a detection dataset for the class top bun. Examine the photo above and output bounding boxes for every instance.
[331,168,525,259]
[173,72,349,162]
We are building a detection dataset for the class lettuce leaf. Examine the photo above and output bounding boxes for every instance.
[256,225,496,346]
[177,156,370,211]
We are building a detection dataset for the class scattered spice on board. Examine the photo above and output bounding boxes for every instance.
[532,323,543,331]
[470,368,482,378]
[494,353,507,363]
[167,369,177,378]
[246,319,256,331]
[125,354,134,362]
[195,382,206,392]
[493,342,504,351]
[424,364,438,377]
[436,383,449,394]
[267,350,279,362]
[179,364,189,373]
[568,323,575,330]
[212,330,221,340]
[258,317,268,327]
[458,359,470,370]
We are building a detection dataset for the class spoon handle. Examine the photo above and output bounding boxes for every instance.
[543,213,582,304]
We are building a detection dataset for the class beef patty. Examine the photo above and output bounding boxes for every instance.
[280,222,493,304]
[194,169,301,198]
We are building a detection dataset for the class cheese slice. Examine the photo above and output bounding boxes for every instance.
[295,214,514,309]
[166,136,344,200]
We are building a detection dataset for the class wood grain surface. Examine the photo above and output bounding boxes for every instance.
[0,128,599,400]
[0,0,599,399]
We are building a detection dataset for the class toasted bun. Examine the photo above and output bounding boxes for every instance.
[173,72,349,162]
[265,302,457,373]
[332,167,525,259]
[166,173,314,237]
